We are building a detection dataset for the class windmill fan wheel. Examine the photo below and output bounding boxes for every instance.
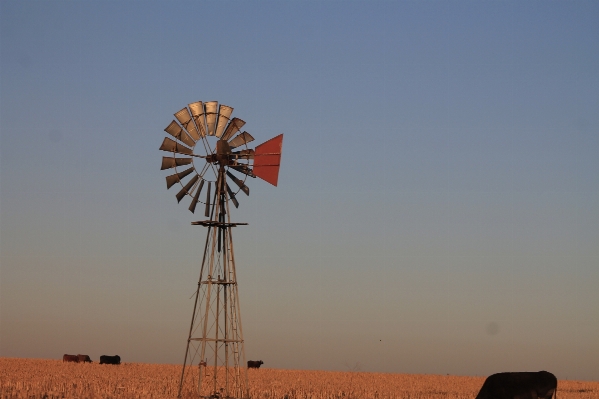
[159,100,283,215]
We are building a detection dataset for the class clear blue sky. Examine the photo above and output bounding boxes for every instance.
[1,0,598,381]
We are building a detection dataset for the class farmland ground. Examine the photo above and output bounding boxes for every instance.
[1,358,597,399]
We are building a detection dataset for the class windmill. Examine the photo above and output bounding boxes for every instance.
[159,100,283,398]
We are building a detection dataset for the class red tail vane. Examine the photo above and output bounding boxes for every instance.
[253,134,283,186]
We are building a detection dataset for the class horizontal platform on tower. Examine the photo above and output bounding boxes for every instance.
[189,338,245,343]
[201,280,237,285]
[191,220,248,227]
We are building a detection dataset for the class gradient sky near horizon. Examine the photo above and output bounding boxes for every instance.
[1,0,598,381]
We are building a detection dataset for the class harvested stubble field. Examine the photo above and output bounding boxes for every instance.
[1,358,598,399]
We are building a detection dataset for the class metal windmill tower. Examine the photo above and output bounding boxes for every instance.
[158,101,283,398]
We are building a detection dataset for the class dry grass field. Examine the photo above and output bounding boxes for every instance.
[1,358,597,399]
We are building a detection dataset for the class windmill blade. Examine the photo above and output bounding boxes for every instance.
[188,179,205,213]
[176,175,199,203]
[230,164,255,177]
[253,134,284,186]
[215,105,233,138]
[204,101,218,136]
[174,107,192,125]
[161,156,192,170]
[221,118,246,141]
[188,101,207,138]
[204,181,212,217]
[165,121,195,147]
[231,149,255,159]
[166,167,195,189]
[228,132,255,149]
[226,170,250,196]
[160,137,193,156]
[184,120,199,141]
[174,107,200,141]
[226,183,239,208]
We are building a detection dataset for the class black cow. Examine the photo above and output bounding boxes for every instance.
[476,371,557,399]
[63,354,79,363]
[247,360,263,369]
[77,354,92,363]
[99,355,121,365]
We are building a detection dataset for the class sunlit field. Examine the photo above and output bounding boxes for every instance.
[1,358,598,399]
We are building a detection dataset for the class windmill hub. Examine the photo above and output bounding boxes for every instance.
[215,139,232,165]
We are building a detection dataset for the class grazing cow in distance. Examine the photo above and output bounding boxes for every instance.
[476,371,557,399]
[63,354,79,363]
[77,354,92,363]
[247,360,263,369]
[99,355,121,365]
